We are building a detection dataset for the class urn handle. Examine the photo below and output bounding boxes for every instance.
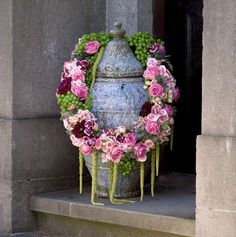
[110,22,126,39]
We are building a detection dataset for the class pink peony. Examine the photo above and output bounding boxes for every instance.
[134,143,147,162]
[145,120,160,135]
[71,82,88,101]
[72,69,85,82]
[144,139,154,149]
[143,66,159,80]
[149,82,164,97]
[85,41,100,54]
[173,88,180,102]
[125,133,136,147]
[81,144,93,155]
[111,148,123,163]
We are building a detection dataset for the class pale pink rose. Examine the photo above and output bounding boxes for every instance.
[149,82,164,97]
[147,58,158,67]
[133,143,147,162]
[70,134,81,147]
[85,41,100,54]
[145,121,160,135]
[63,61,74,75]
[173,88,180,102]
[111,148,123,163]
[72,69,85,82]
[95,139,102,150]
[125,133,136,147]
[158,65,167,76]
[81,144,93,155]
[147,113,158,122]
[116,126,126,134]
[144,139,154,149]
[102,146,110,153]
[63,119,73,131]
[71,83,88,101]
[143,66,159,80]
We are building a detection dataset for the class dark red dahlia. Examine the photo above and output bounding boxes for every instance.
[57,77,72,95]
[71,120,86,138]
[139,101,154,117]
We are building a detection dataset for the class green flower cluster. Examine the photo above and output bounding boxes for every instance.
[118,157,136,176]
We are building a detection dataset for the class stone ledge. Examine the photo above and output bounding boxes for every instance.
[30,173,195,237]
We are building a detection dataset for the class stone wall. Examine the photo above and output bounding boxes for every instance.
[0,0,105,235]
[196,0,236,236]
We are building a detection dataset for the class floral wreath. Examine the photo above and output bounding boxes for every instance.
[56,31,180,205]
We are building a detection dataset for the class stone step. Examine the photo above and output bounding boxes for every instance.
[30,173,195,237]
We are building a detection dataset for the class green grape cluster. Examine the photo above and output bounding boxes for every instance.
[118,157,136,177]
[76,32,111,56]
[127,32,155,66]
[57,91,93,113]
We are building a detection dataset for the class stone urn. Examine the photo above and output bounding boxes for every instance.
[83,22,149,198]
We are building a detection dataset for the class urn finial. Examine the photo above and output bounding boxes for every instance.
[110,22,126,39]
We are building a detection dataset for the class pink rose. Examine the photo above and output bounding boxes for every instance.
[85,41,100,55]
[70,134,81,147]
[125,133,136,147]
[143,66,159,80]
[134,143,147,162]
[147,58,157,67]
[145,121,160,135]
[163,104,174,117]
[111,148,123,163]
[71,82,88,101]
[81,144,93,155]
[173,88,180,102]
[149,82,164,97]
[95,139,102,150]
[144,139,154,149]
[72,69,85,82]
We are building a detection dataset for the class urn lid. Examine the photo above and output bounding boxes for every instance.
[96,22,144,78]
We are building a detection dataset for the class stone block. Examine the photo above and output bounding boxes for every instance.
[196,135,236,211]
[0,181,12,235]
[196,208,236,237]
[11,118,78,181]
[106,0,153,34]
[0,0,13,118]
[0,120,12,181]
[12,0,105,119]
[202,0,236,137]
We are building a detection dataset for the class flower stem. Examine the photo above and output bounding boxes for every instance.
[170,124,174,151]
[91,152,103,206]
[90,47,105,92]
[140,162,144,202]
[79,149,83,194]
[109,162,114,197]
[155,144,159,177]
[151,149,155,197]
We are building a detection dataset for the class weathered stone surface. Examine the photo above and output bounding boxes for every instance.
[0,120,12,181]
[0,181,12,235]
[12,0,106,119]
[0,0,13,118]
[197,135,236,211]
[106,0,153,34]
[196,208,236,237]
[202,0,236,137]
[11,118,78,181]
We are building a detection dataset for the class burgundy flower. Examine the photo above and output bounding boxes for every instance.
[85,120,94,128]
[116,134,125,143]
[71,120,86,138]
[76,60,90,70]
[57,77,72,95]
[139,101,154,117]
[149,43,165,55]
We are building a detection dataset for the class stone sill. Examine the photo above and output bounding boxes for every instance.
[30,173,195,237]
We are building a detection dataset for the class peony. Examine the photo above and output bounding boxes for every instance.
[145,120,160,135]
[72,69,85,82]
[134,143,147,162]
[149,82,164,97]
[125,133,136,147]
[57,77,72,95]
[85,41,100,54]
[173,88,180,102]
[111,148,123,163]
[71,81,88,101]
[81,143,93,155]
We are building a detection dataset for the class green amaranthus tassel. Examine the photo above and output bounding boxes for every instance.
[90,47,105,91]
[79,149,83,194]
[151,149,155,197]
[155,144,159,177]
[91,152,103,206]
[170,124,174,151]
[140,162,144,202]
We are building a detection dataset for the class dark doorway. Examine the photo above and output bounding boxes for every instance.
[153,0,203,174]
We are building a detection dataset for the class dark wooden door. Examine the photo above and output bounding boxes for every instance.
[153,0,203,174]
